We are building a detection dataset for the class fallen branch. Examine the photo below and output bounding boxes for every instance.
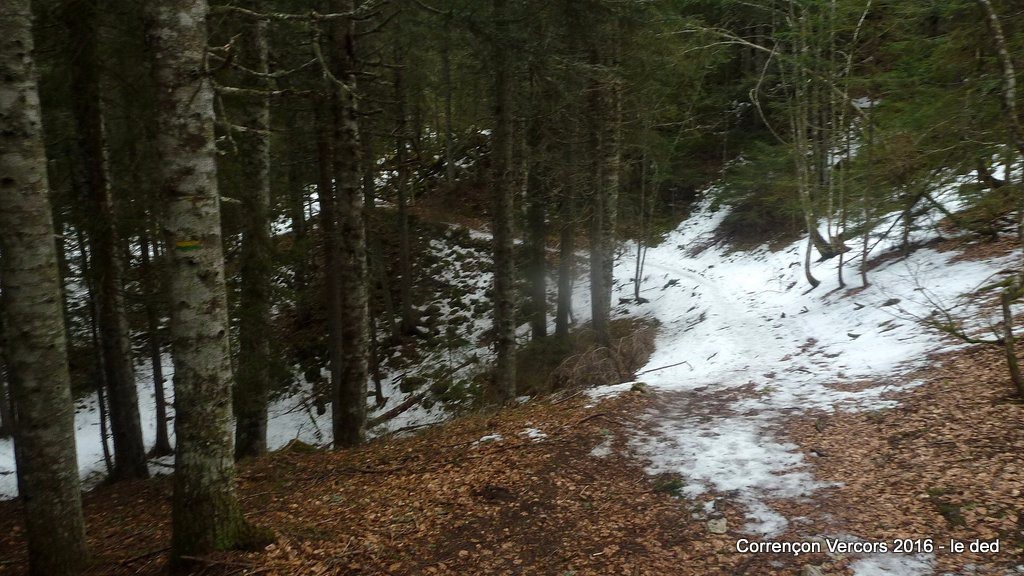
[368,356,479,427]
[575,413,610,426]
[636,359,692,375]
[367,390,429,427]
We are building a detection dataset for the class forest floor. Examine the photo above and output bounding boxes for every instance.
[1,341,1022,575]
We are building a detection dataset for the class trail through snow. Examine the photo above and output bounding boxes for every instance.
[584,194,1015,575]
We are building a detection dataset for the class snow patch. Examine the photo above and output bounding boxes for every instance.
[475,434,504,445]
[850,553,936,576]
[589,439,613,458]
[519,428,547,441]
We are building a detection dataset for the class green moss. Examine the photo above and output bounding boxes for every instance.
[653,476,686,496]
[933,500,966,527]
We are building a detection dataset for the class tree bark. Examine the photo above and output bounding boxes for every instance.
[490,0,517,404]
[147,0,261,566]
[0,2,90,572]
[328,0,369,447]
[64,0,148,480]
[234,5,274,460]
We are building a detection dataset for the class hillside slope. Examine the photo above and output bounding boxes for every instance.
[577,191,1021,574]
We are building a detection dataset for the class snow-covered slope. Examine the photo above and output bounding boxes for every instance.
[584,191,1015,574]
[0,223,499,499]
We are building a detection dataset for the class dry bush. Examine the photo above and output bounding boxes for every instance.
[547,319,658,390]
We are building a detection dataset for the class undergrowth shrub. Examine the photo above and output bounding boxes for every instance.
[516,317,658,395]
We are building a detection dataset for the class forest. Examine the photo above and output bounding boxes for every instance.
[2,0,1024,575]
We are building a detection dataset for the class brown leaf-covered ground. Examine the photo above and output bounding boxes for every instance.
[0,392,744,576]
[779,344,1024,575]
[2,343,1024,575]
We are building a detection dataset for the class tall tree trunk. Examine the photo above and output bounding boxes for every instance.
[442,10,457,185]
[555,188,575,338]
[490,0,517,404]
[787,3,821,289]
[52,206,75,350]
[147,1,262,566]
[361,134,387,405]
[599,76,620,327]
[0,2,89,572]
[234,8,274,460]
[65,0,148,480]
[525,110,547,341]
[361,132,376,211]
[393,41,416,335]
[861,110,873,287]
[526,173,547,341]
[588,73,607,347]
[556,2,581,339]
[289,148,309,296]
[315,98,345,430]
[329,0,368,447]
[590,31,622,349]
[140,229,173,457]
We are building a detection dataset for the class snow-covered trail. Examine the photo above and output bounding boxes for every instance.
[585,197,1016,575]
[636,255,789,387]
[613,244,840,535]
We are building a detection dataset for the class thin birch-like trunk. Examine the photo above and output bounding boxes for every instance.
[147,0,262,566]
